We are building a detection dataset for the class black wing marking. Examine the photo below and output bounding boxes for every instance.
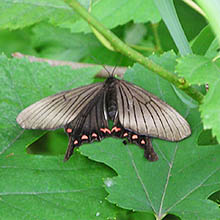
[64,91,110,161]
[16,82,104,130]
[111,119,159,162]
[116,80,191,141]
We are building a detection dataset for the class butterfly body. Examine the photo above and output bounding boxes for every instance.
[17,75,191,162]
[105,76,118,120]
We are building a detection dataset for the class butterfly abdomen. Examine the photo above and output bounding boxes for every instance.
[105,77,118,121]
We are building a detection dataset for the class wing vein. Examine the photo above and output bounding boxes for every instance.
[120,85,131,128]
[152,100,182,139]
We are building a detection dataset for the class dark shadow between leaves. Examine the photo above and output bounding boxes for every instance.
[209,190,220,205]
[27,129,67,155]
[197,129,218,146]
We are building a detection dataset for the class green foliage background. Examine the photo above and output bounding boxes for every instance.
[0,0,220,220]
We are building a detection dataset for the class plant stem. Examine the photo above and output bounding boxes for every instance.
[64,0,204,104]
[151,22,163,54]
[128,44,156,53]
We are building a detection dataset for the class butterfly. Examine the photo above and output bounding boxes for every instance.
[16,75,191,162]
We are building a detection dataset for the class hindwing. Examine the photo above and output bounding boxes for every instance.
[64,90,110,161]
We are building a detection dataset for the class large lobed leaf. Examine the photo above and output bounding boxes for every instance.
[80,53,220,219]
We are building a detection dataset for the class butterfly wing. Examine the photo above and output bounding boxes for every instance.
[64,90,110,161]
[116,80,191,141]
[16,82,104,130]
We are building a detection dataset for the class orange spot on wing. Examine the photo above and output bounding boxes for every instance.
[132,134,138,140]
[66,128,72,133]
[100,128,111,134]
[141,139,145,145]
[81,135,88,140]
[92,133,98,138]
[123,132,128,137]
[111,127,121,133]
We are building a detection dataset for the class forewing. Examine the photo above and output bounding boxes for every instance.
[116,80,191,141]
[16,82,104,130]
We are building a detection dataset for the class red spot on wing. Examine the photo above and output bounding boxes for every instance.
[141,139,146,145]
[66,128,72,133]
[100,128,105,133]
[111,127,121,133]
[92,133,98,138]
[100,128,111,134]
[123,132,128,137]
[132,134,138,140]
[74,140,78,145]
[81,135,88,140]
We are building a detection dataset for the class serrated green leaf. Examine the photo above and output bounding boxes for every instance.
[0,55,120,220]
[0,0,80,30]
[0,0,160,32]
[68,0,161,33]
[176,55,220,144]
[80,55,220,219]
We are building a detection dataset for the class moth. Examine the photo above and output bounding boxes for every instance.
[17,75,191,162]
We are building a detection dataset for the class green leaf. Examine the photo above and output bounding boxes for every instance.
[80,55,220,219]
[0,0,160,32]
[153,0,192,55]
[0,153,118,220]
[191,25,216,56]
[176,55,220,143]
[0,0,79,30]
[196,0,220,45]
[0,29,36,57]
[158,1,207,54]
[62,0,161,33]
[31,22,130,65]
[31,22,101,61]
[205,38,220,59]
[0,55,120,219]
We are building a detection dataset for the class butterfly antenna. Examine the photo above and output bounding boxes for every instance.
[89,55,113,77]
[89,54,123,77]
[110,65,117,77]
[101,65,112,77]
[111,54,123,77]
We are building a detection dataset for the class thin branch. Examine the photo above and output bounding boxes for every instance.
[12,52,127,78]
[151,22,163,54]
